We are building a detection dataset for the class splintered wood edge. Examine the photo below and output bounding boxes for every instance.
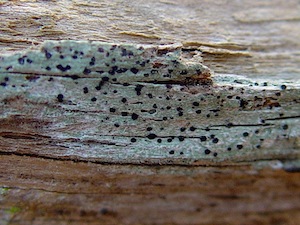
[0,40,299,167]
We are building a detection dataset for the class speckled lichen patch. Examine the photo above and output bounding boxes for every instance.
[0,40,211,84]
[0,41,299,165]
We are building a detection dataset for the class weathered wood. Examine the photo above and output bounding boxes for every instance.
[1,154,300,225]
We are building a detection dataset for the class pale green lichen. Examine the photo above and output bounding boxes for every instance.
[0,41,299,166]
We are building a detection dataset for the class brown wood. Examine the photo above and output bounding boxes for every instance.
[0,0,299,224]
[1,154,300,225]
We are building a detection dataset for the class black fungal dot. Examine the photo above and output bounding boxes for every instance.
[59,55,64,59]
[83,87,89,94]
[163,117,168,121]
[56,65,70,72]
[83,67,91,75]
[200,136,207,142]
[213,153,218,157]
[45,66,51,71]
[180,127,186,132]
[57,94,64,102]
[121,112,128,116]
[18,57,25,65]
[130,68,139,74]
[114,123,120,127]
[98,47,104,52]
[147,127,153,131]
[135,85,144,96]
[45,50,52,59]
[237,145,243,150]
[91,97,97,102]
[131,138,137,143]
[190,126,196,131]
[147,133,157,139]
[243,132,249,137]
[169,150,175,155]
[212,138,219,143]
[109,108,116,113]
[204,149,211,155]
[178,136,185,141]
[0,82,7,87]
[102,76,109,81]
[72,55,78,59]
[157,139,162,143]
[227,147,232,151]
[121,98,127,103]
[193,102,199,106]
[131,113,139,120]
[167,138,172,142]
[281,85,287,90]
[196,110,201,114]
[282,124,288,130]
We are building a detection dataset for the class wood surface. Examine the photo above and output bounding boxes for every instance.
[0,0,300,224]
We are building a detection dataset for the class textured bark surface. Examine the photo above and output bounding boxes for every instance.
[0,0,300,224]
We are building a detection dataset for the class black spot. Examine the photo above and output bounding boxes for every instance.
[114,123,120,127]
[0,82,7,87]
[200,136,207,142]
[169,150,175,155]
[157,139,162,143]
[178,136,185,141]
[89,57,96,66]
[91,97,97,102]
[237,145,243,150]
[44,50,52,59]
[212,138,219,143]
[57,64,71,72]
[45,66,51,71]
[121,98,127,103]
[204,149,211,155]
[227,147,232,151]
[131,138,137,143]
[83,67,91,75]
[240,99,248,108]
[213,153,218,157]
[18,57,25,65]
[193,102,199,106]
[196,110,201,114]
[189,126,196,131]
[135,85,144,96]
[282,124,288,130]
[57,94,64,102]
[59,55,64,59]
[130,68,139,74]
[281,85,287,90]
[131,113,139,120]
[116,68,128,73]
[163,117,168,121]
[167,138,172,142]
[180,127,186,132]
[147,127,152,131]
[243,132,249,137]
[83,87,88,94]
[98,47,104,52]
[147,133,157,139]
[72,55,78,59]
[121,112,128,116]
[110,108,116,113]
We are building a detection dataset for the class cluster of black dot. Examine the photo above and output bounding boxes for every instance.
[0,44,294,159]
